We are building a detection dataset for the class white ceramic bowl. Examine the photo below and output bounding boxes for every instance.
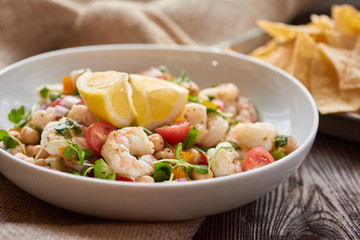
[0,44,318,221]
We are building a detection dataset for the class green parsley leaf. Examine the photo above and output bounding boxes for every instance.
[175,142,182,159]
[193,164,208,175]
[8,106,25,124]
[40,87,49,98]
[0,130,18,149]
[183,126,199,150]
[152,161,172,182]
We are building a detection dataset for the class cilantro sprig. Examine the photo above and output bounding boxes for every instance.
[152,142,209,182]
[0,130,25,153]
[8,105,35,129]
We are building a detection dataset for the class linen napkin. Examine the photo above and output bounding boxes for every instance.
[0,0,310,239]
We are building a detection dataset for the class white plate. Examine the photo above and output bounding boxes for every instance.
[0,44,318,221]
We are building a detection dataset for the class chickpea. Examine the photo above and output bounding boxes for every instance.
[154,148,175,160]
[32,145,50,159]
[25,145,35,157]
[34,158,46,166]
[187,81,200,96]
[185,148,201,164]
[279,137,298,154]
[20,126,40,145]
[192,169,214,180]
[135,175,155,183]
[148,133,164,152]
[8,129,21,139]
[14,153,35,164]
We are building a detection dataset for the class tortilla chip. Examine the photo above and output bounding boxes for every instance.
[310,14,334,29]
[318,42,351,79]
[310,44,360,114]
[250,39,294,72]
[324,29,358,49]
[341,38,360,89]
[332,4,360,34]
[257,20,322,42]
[289,32,318,89]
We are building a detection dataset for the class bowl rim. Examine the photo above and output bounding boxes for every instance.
[0,43,319,189]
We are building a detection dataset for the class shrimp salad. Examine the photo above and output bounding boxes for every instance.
[0,66,298,183]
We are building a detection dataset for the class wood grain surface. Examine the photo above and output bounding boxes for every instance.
[194,134,360,240]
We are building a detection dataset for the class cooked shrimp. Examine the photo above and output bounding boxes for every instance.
[40,117,87,156]
[207,142,242,177]
[226,122,277,151]
[199,83,239,102]
[66,105,95,127]
[101,127,156,179]
[199,113,229,147]
[182,103,228,147]
[30,107,57,130]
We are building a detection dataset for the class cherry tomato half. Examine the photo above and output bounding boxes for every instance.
[115,176,134,182]
[51,97,63,107]
[198,151,208,165]
[85,121,117,156]
[155,121,190,144]
[241,147,275,172]
[211,99,225,112]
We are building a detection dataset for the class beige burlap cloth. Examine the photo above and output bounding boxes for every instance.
[0,0,310,239]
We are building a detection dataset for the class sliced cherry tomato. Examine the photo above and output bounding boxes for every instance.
[51,97,63,107]
[155,73,170,80]
[242,147,275,172]
[115,176,134,182]
[155,121,190,144]
[198,151,208,165]
[85,121,117,156]
[211,99,225,112]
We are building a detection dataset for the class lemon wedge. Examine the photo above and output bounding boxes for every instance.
[129,74,189,129]
[76,71,135,127]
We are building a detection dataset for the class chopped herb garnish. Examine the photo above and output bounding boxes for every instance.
[49,91,61,102]
[142,127,153,135]
[273,135,288,148]
[272,149,285,160]
[173,70,191,86]
[228,141,241,150]
[54,119,82,139]
[188,95,201,103]
[94,159,115,180]
[32,125,43,135]
[158,65,170,74]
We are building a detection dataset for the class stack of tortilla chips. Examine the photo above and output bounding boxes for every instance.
[250,4,360,114]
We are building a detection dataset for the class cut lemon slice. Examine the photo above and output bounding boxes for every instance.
[76,71,135,127]
[130,74,189,129]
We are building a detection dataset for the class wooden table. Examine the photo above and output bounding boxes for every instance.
[193,133,360,239]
